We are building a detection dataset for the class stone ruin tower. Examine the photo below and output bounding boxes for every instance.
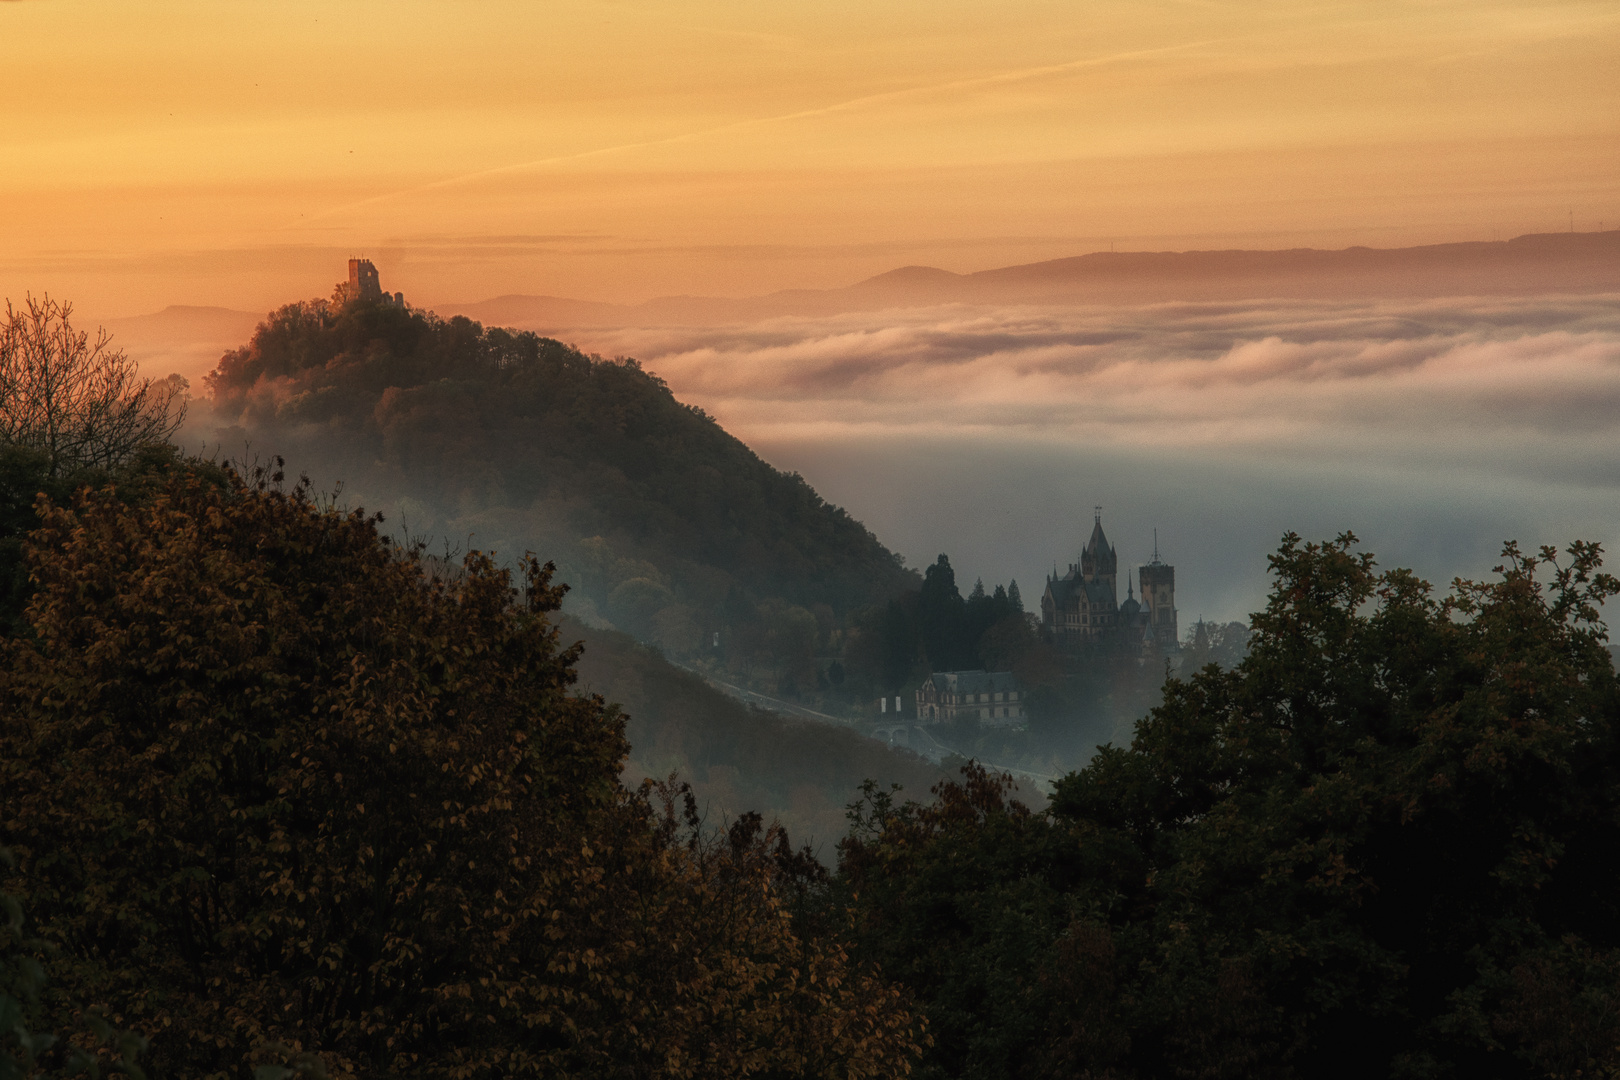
[333,258,405,308]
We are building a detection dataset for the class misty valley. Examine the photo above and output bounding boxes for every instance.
[200,263,1245,835]
[8,0,1620,1068]
[3,251,1619,1080]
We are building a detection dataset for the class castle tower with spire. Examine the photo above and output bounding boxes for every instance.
[1041,508,1179,660]
[1078,506,1117,594]
[1041,508,1122,650]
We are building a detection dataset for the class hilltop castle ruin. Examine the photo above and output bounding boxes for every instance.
[333,259,406,309]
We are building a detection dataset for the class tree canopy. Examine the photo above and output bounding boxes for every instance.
[204,298,915,666]
[0,460,923,1079]
[832,533,1620,1080]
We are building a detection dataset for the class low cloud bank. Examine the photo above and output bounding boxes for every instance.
[556,294,1620,622]
[576,295,1620,471]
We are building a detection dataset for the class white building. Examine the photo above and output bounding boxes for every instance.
[915,670,1028,728]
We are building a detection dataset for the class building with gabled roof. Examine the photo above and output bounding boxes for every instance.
[915,669,1027,728]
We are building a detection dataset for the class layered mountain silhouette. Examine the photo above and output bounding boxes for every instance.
[438,230,1620,329]
[115,230,1618,386]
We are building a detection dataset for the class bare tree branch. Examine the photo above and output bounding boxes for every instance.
[0,294,186,475]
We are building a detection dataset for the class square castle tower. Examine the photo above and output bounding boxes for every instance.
[333,259,405,308]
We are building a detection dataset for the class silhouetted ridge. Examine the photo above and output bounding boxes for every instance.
[854,265,965,287]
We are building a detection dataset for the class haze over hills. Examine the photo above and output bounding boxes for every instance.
[104,230,1620,634]
[192,294,987,837]
[437,230,1620,330]
[397,231,1620,635]
[565,616,953,855]
[103,304,265,386]
[112,231,1619,388]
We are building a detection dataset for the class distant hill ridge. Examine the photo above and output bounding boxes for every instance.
[438,229,1620,328]
[112,231,1619,340]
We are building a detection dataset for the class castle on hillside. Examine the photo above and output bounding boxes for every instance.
[333,259,406,309]
[1041,510,1178,658]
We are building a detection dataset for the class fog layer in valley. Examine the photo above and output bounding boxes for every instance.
[134,279,1620,629]
[524,292,1620,623]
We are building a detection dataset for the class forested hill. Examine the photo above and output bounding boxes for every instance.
[205,298,917,653]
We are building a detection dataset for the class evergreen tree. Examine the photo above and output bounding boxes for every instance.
[918,554,969,670]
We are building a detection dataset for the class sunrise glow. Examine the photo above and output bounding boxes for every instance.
[3,0,1616,317]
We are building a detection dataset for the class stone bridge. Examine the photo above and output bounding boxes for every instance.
[869,722,921,749]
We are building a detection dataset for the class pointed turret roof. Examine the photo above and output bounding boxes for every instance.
[1088,516,1108,555]
[1080,507,1118,580]
[1120,577,1141,618]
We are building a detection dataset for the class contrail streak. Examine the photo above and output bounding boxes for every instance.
[299,39,1215,224]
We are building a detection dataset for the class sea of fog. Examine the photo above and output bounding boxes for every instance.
[562,292,1620,625]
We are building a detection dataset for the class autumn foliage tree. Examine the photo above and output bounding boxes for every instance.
[0,462,923,1079]
[1,847,147,1080]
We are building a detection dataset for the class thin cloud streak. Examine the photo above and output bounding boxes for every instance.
[304,39,1218,224]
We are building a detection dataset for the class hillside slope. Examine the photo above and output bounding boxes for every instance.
[563,617,950,854]
[204,297,918,674]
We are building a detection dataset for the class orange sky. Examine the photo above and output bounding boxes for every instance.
[2,0,1616,318]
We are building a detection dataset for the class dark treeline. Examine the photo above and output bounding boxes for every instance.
[825,534,1620,1080]
[5,449,1617,1078]
[0,455,923,1078]
[846,555,1032,688]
